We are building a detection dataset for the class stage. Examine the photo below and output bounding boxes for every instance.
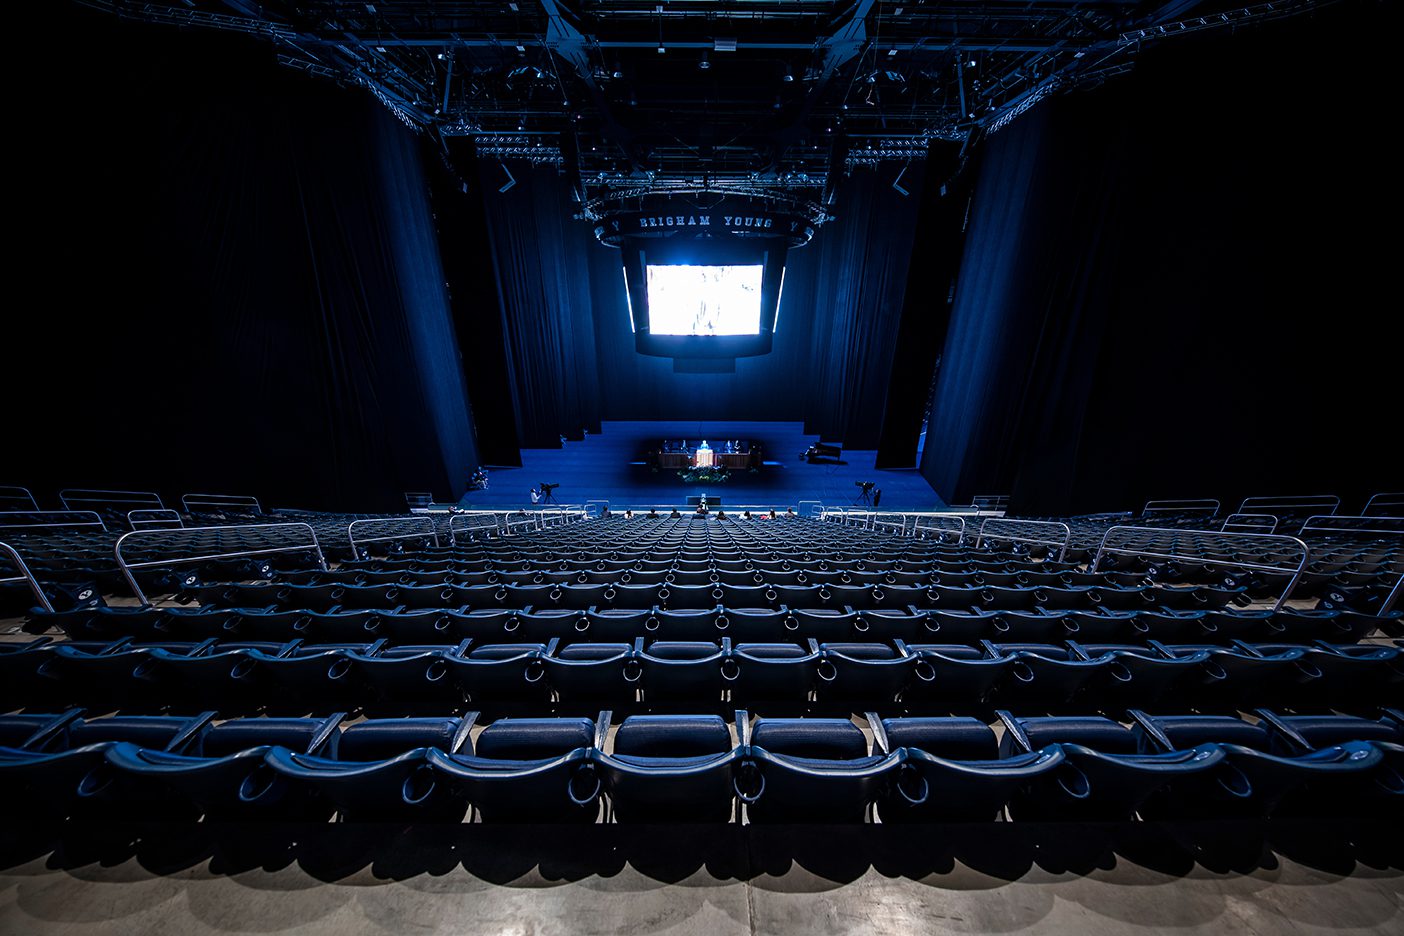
[459,420,945,511]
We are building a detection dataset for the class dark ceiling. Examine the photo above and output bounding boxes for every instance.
[82,0,1335,210]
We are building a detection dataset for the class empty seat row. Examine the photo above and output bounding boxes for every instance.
[32,604,1393,646]
[281,566,1154,589]
[184,581,1250,614]
[3,709,1398,823]
[7,637,1398,709]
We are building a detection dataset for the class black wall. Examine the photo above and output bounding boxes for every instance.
[922,4,1403,514]
[16,9,479,511]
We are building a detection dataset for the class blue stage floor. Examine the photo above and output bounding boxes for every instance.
[460,420,945,511]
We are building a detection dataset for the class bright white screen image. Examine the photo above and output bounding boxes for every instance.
[646,264,763,336]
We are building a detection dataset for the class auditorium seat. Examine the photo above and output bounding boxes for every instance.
[875,716,1062,822]
[600,714,737,822]
[430,715,603,822]
[743,716,892,823]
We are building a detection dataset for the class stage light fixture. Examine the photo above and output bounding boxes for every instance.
[497,162,517,193]
[699,52,710,70]
[781,66,794,83]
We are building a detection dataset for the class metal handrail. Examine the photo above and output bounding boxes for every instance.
[1238,494,1340,517]
[1299,515,1404,615]
[0,486,39,511]
[0,541,54,613]
[347,516,439,554]
[449,511,526,545]
[59,488,165,511]
[0,510,108,532]
[1142,498,1220,517]
[114,522,326,605]
[1221,513,1278,534]
[1363,493,1404,517]
[976,518,1072,562]
[1299,515,1404,539]
[912,513,967,542]
[181,493,263,514]
[1091,526,1310,611]
[128,509,185,531]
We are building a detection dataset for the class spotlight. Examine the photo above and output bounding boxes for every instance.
[699,52,710,70]
[436,52,447,61]
[781,66,794,83]
[657,44,666,54]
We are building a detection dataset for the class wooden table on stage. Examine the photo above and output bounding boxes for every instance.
[652,440,760,470]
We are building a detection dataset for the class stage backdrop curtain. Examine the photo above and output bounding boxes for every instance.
[787,163,927,449]
[921,5,1403,513]
[15,8,480,511]
[477,165,601,448]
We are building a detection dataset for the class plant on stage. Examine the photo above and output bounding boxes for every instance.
[678,466,731,484]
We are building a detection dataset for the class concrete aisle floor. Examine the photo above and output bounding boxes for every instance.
[2,820,1400,935]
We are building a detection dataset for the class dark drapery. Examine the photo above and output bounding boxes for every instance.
[921,5,1403,513]
[875,144,972,468]
[477,165,602,448]
[15,8,479,511]
[787,163,928,448]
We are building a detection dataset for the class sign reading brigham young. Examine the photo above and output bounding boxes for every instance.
[592,196,820,248]
[633,214,774,230]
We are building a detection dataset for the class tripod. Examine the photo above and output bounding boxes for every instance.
[853,482,876,507]
[539,484,560,506]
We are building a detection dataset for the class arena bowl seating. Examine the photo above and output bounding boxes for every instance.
[3,503,1401,826]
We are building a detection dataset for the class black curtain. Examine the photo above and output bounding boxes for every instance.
[788,163,928,448]
[427,144,524,466]
[875,143,973,468]
[15,7,480,511]
[921,3,1404,513]
[477,165,601,447]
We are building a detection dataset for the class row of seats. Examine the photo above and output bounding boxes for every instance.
[185,581,1250,613]
[32,604,1394,645]
[277,566,1158,588]
[3,709,1398,822]
[7,637,1398,709]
